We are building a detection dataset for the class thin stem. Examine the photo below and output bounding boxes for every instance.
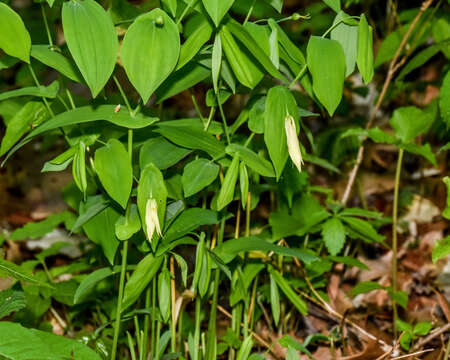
[243,0,256,25]
[193,296,202,360]
[40,3,53,47]
[113,76,132,113]
[177,0,198,25]
[190,91,205,123]
[27,63,55,117]
[217,95,231,144]
[66,88,76,109]
[111,241,129,360]
[151,278,157,359]
[204,106,216,131]
[392,148,404,338]
[321,16,360,38]
[170,256,177,353]
[155,320,161,360]
[289,64,307,89]
[143,287,151,357]
[245,192,251,237]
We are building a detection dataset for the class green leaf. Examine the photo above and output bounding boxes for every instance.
[264,86,298,179]
[269,273,280,326]
[214,236,317,264]
[71,198,109,233]
[268,19,280,69]
[397,44,441,81]
[220,24,263,89]
[268,266,307,314]
[161,0,177,17]
[212,33,222,94]
[248,96,265,134]
[262,0,283,12]
[202,0,235,26]
[31,45,83,83]
[163,208,219,243]
[340,208,383,219]
[62,0,118,97]
[79,195,120,264]
[0,101,48,157]
[413,322,432,336]
[239,162,249,209]
[94,139,132,209]
[0,258,51,288]
[443,177,450,220]
[341,216,385,243]
[349,281,384,296]
[140,136,191,171]
[158,265,171,322]
[121,9,180,103]
[115,204,141,241]
[172,253,188,287]
[331,11,357,77]
[156,122,225,159]
[356,14,374,84]
[440,71,450,127]
[279,336,312,358]
[72,141,87,197]
[216,156,240,210]
[182,159,220,197]
[236,336,253,360]
[122,253,164,311]
[0,81,59,101]
[9,211,73,241]
[307,36,346,116]
[2,105,158,165]
[0,289,26,319]
[0,321,102,359]
[400,142,436,165]
[327,256,369,269]
[432,235,450,263]
[0,3,31,63]
[137,164,168,244]
[387,288,408,310]
[177,15,212,70]
[322,0,340,12]
[226,144,275,177]
[74,266,121,304]
[389,106,434,143]
[321,217,346,255]
[286,347,300,360]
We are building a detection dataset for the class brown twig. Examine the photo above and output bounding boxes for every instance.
[341,0,434,205]
[412,323,450,351]
[390,348,434,359]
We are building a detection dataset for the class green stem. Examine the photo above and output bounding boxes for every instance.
[66,88,76,109]
[392,148,404,338]
[177,0,198,25]
[243,0,256,25]
[155,320,161,360]
[151,278,157,359]
[193,296,202,360]
[143,287,151,357]
[40,3,53,47]
[170,256,177,353]
[321,16,361,38]
[217,97,231,144]
[111,240,129,360]
[27,63,55,117]
[113,76,132,113]
[289,64,307,89]
[190,91,205,123]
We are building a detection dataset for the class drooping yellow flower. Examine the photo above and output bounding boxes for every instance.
[285,114,304,173]
[145,198,162,242]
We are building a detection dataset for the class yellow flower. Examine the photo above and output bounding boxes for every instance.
[285,114,304,173]
[145,198,162,242]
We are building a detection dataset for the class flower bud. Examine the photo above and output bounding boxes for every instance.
[145,198,162,242]
[285,114,304,173]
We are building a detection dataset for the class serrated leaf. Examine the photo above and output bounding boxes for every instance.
[62,0,118,97]
[121,9,180,103]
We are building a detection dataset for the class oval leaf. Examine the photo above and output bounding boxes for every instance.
[182,158,219,197]
[356,14,374,84]
[121,9,180,103]
[0,3,31,63]
[202,0,235,26]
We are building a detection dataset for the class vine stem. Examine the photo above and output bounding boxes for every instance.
[392,148,404,337]
[340,0,434,205]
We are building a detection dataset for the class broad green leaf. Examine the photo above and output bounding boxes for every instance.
[262,0,283,12]
[440,71,450,127]
[341,216,385,243]
[356,14,374,84]
[216,156,239,210]
[236,336,253,360]
[0,289,25,319]
[72,141,87,197]
[268,267,307,314]
[400,142,436,165]
[374,27,403,68]
[182,159,220,197]
[137,164,168,244]
[0,101,48,157]
[156,122,225,159]
[94,139,132,209]
[158,265,171,322]
[226,143,275,177]
[220,24,263,89]
[202,0,235,26]
[0,258,51,288]
[79,195,120,264]
[74,266,121,304]
[42,147,75,173]
[71,199,109,232]
[321,217,346,255]
[389,106,434,143]
[432,235,450,263]
[122,253,163,311]
[212,33,222,93]
[322,0,340,12]
[31,45,83,83]
[140,137,191,171]
[413,322,432,336]
[307,36,346,116]
[163,208,219,242]
[0,54,19,70]
[156,61,211,102]
[121,9,180,103]
[0,3,31,63]
[9,211,73,241]
[0,81,59,101]
[268,19,280,69]
[349,281,384,296]
[115,204,141,241]
[177,15,213,70]
[432,17,450,58]
[286,347,301,360]
[264,86,298,179]
[2,105,158,165]
[62,0,118,97]
[172,253,188,287]
[279,336,312,359]
[331,11,357,77]
[0,322,101,360]
[270,274,280,326]
[248,96,265,134]
[214,236,317,264]
[161,0,177,17]
[387,288,408,310]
